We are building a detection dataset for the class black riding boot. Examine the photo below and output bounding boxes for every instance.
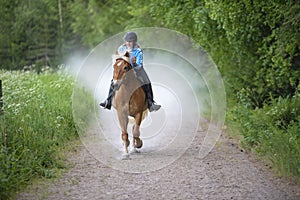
[99,81,114,110]
[141,83,161,112]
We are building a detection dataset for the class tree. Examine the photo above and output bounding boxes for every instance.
[0,0,18,69]
[70,0,131,48]
[142,0,300,107]
[0,0,75,70]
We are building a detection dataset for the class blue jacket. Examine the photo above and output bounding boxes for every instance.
[117,44,143,69]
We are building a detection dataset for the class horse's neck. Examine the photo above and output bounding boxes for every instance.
[121,73,140,91]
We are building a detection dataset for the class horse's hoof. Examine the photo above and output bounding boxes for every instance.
[121,153,130,160]
[134,148,141,153]
[129,147,135,154]
[135,138,143,149]
[130,147,140,154]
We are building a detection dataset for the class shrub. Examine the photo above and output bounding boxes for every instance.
[228,94,300,181]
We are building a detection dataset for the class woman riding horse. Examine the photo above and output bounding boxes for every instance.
[100,32,161,112]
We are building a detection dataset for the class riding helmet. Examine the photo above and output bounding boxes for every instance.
[124,32,137,42]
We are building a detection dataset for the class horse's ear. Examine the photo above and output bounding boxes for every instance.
[124,51,130,58]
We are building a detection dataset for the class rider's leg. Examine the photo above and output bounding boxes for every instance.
[136,67,161,112]
[99,80,114,109]
[141,84,161,112]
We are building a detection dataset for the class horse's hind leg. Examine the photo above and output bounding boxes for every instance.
[122,131,130,151]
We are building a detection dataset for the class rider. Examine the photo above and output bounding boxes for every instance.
[99,31,161,112]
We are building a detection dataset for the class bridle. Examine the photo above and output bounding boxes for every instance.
[113,59,133,91]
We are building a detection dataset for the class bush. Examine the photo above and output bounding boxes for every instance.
[228,94,300,181]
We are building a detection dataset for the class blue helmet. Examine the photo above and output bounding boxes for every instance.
[124,32,137,42]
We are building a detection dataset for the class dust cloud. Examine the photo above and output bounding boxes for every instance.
[71,28,226,173]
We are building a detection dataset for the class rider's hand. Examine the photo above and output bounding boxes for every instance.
[131,56,137,67]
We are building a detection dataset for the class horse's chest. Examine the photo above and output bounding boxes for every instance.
[114,89,130,105]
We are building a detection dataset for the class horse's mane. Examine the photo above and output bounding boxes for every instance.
[112,51,131,64]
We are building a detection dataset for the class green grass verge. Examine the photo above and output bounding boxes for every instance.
[227,94,300,182]
[0,70,94,199]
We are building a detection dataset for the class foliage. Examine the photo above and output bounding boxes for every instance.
[142,0,300,107]
[0,70,79,198]
[70,0,127,47]
[228,94,300,180]
[0,0,75,70]
[1,0,300,189]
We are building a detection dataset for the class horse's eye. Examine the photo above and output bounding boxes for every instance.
[124,66,129,71]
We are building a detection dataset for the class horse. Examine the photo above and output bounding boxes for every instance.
[111,52,148,159]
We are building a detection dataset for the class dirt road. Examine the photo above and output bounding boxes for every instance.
[17,122,300,200]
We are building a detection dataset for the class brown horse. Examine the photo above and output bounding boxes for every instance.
[111,52,148,159]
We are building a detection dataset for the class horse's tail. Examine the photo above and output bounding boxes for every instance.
[128,109,148,124]
[142,109,148,120]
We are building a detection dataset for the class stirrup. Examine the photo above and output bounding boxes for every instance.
[149,102,161,112]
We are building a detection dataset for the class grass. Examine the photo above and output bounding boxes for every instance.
[0,69,94,199]
[226,93,300,183]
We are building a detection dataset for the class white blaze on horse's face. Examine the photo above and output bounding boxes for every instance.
[113,59,130,82]
[117,61,122,67]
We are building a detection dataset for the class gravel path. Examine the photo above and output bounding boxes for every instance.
[17,123,300,200]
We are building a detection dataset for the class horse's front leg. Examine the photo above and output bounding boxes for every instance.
[122,131,130,155]
[117,110,130,159]
[131,112,143,153]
